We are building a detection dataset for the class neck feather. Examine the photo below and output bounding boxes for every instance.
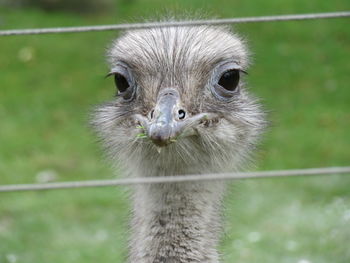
[129,180,225,263]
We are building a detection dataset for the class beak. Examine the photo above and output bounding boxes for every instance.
[134,88,218,147]
[147,88,184,146]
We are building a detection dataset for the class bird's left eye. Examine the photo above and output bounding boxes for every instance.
[218,70,239,91]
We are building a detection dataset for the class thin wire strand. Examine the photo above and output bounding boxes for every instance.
[0,167,349,193]
[0,12,349,36]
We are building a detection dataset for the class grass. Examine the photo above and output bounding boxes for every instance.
[0,1,349,262]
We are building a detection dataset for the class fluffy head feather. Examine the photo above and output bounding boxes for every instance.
[92,26,265,176]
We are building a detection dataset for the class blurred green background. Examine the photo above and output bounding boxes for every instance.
[0,1,349,262]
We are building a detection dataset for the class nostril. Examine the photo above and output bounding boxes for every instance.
[178,109,186,120]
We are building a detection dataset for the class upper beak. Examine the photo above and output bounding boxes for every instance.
[134,88,217,147]
[147,88,184,146]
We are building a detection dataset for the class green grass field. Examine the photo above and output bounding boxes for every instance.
[0,1,349,262]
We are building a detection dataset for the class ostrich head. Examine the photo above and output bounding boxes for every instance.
[93,26,265,176]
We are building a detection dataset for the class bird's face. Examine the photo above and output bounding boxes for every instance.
[93,26,265,174]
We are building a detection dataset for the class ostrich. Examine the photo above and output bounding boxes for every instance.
[92,25,265,262]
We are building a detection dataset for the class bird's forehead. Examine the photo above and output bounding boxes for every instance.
[108,26,248,74]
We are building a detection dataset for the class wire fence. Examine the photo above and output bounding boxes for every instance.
[0,11,349,36]
[0,167,349,193]
[1,11,349,193]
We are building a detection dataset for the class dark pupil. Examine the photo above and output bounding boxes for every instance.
[114,73,129,93]
[218,70,239,91]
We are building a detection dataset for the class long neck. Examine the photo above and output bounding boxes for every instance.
[129,180,225,263]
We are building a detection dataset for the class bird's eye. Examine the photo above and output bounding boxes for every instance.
[218,70,240,91]
[114,73,129,93]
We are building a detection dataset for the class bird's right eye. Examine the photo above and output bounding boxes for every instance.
[114,73,129,93]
